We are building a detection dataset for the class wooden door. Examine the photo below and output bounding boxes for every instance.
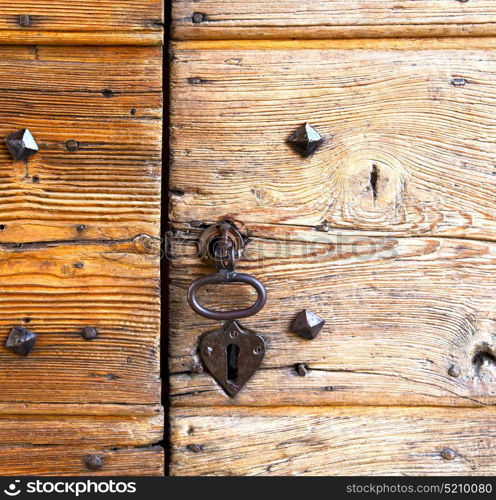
[0,2,163,475]
[169,1,496,476]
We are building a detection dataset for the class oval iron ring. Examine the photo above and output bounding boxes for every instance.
[187,271,267,320]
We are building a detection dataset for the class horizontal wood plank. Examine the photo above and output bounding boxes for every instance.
[0,46,161,243]
[0,239,160,404]
[0,402,162,416]
[170,407,496,476]
[0,1,163,45]
[169,225,496,406]
[172,0,496,39]
[0,446,163,476]
[0,413,163,446]
[170,45,496,240]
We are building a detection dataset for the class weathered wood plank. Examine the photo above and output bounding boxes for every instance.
[0,413,163,446]
[0,1,163,45]
[0,402,162,416]
[172,0,496,40]
[0,446,163,476]
[170,406,496,476]
[169,224,496,406]
[0,239,160,404]
[170,45,496,240]
[0,46,161,243]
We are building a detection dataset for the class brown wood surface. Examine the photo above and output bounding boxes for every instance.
[169,2,496,479]
[0,46,161,244]
[0,7,163,473]
[0,413,163,446]
[172,1,496,40]
[0,446,163,476]
[0,239,159,404]
[170,43,496,241]
[169,225,496,406]
[170,407,496,476]
[0,1,163,45]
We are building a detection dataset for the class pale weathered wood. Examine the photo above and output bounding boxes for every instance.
[0,1,163,45]
[0,413,163,446]
[0,446,163,476]
[170,224,496,406]
[0,45,161,243]
[170,44,496,240]
[0,238,160,404]
[171,406,496,476]
[172,0,496,40]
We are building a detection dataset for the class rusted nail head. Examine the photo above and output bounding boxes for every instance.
[441,448,456,460]
[192,12,205,23]
[187,444,203,453]
[191,363,203,374]
[18,15,31,27]
[84,454,103,470]
[448,364,460,378]
[296,363,308,376]
[81,326,98,341]
[65,140,80,152]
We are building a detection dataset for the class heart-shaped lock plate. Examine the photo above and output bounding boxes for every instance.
[198,320,266,397]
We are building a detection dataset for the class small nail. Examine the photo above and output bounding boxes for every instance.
[65,140,80,152]
[81,326,98,341]
[450,77,466,87]
[191,363,203,374]
[315,223,329,232]
[83,454,103,470]
[441,448,456,460]
[192,12,205,23]
[448,364,460,378]
[18,15,30,27]
[187,444,203,453]
[296,363,308,376]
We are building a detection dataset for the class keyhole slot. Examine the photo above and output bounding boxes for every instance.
[226,344,240,383]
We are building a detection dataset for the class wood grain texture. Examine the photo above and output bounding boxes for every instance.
[0,45,161,243]
[171,407,496,476]
[0,403,162,416]
[0,238,160,404]
[170,45,496,241]
[170,224,496,406]
[0,1,163,45]
[0,446,163,476]
[172,0,496,40]
[0,413,163,446]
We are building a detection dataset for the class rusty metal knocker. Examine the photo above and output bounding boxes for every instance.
[187,223,267,397]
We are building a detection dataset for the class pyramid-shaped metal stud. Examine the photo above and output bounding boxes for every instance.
[287,123,323,157]
[5,326,36,356]
[292,310,325,340]
[5,129,38,162]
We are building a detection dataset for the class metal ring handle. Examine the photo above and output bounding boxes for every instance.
[187,271,267,320]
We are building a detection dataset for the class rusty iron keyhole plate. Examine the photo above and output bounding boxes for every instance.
[198,320,266,397]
